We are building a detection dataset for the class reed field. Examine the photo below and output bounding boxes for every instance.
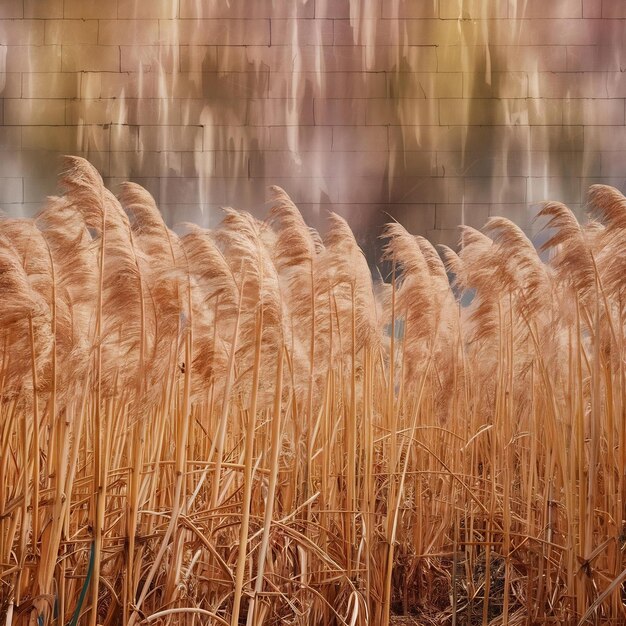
[1,156,625,625]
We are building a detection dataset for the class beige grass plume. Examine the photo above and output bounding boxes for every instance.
[323,211,381,363]
[0,235,53,398]
[382,221,437,383]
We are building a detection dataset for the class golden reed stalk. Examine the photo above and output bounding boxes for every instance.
[0,157,625,626]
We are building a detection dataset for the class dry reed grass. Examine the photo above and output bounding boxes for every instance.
[0,157,625,625]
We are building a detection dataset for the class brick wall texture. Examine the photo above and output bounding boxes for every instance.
[1,0,625,252]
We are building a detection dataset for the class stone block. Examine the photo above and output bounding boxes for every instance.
[332,125,388,151]
[465,72,527,98]
[159,19,270,46]
[464,176,527,203]
[138,125,203,151]
[179,45,218,72]
[583,0,602,17]
[120,45,179,72]
[0,1,23,19]
[271,18,333,45]
[391,72,463,99]
[0,127,21,148]
[314,98,366,125]
[508,0,582,18]
[182,98,248,126]
[440,98,530,126]
[6,45,62,72]
[4,98,65,125]
[110,151,183,177]
[268,125,331,151]
[316,0,381,18]
[528,98,624,125]
[601,0,626,17]
[22,72,80,98]
[566,45,623,71]
[45,19,98,44]
[438,45,567,72]
[366,98,436,125]
[99,20,159,45]
[64,0,117,18]
[0,72,21,97]
[439,0,508,19]
[118,0,179,18]
[180,0,314,18]
[62,45,120,72]
[0,20,43,45]
[248,97,314,126]
[110,124,140,151]
[204,125,271,151]
[526,177,582,203]
[0,177,23,203]
[24,0,62,18]
[436,203,491,229]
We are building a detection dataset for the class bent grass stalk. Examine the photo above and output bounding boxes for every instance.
[246,344,284,626]
[231,303,263,626]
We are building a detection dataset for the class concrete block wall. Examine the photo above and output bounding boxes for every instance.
[0,0,625,254]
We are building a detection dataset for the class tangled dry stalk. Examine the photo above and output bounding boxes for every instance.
[0,157,625,625]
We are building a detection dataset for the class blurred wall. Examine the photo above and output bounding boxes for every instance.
[0,0,625,253]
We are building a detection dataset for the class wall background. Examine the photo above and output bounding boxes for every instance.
[0,0,625,256]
